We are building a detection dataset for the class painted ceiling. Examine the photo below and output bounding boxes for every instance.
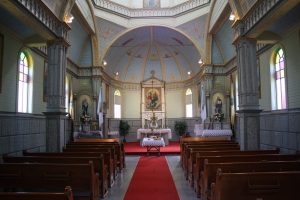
[103,26,201,83]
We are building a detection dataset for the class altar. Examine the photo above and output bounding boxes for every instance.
[137,128,172,145]
[194,123,232,140]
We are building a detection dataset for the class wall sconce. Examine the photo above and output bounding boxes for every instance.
[64,14,74,24]
[187,71,191,75]
[198,59,203,64]
[229,12,235,21]
[115,72,119,76]
[102,60,107,66]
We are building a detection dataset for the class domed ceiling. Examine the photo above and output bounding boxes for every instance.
[104,26,201,83]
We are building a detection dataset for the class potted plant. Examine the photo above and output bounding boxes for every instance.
[174,121,187,137]
[119,120,130,142]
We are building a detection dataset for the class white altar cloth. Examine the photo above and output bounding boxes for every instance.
[142,138,165,147]
[195,129,232,138]
[137,128,172,139]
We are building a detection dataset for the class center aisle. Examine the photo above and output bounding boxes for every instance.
[124,156,180,200]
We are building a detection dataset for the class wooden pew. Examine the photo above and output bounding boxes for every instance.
[180,137,233,164]
[183,146,240,179]
[72,138,125,169]
[0,186,73,200]
[66,143,124,171]
[201,160,300,200]
[23,150,114,188]
[194,153,300,197]
[0,162,99,200]
[63,147,118,180]
[183,143,240,171]
[3,155,108,198]
[191,149,279,190]
[67,138,125,169]
[211,170,300,200]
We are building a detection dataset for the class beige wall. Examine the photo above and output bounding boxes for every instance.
[0,26,46,114]
[259,26,300,111]
[166,89,184,118]
[122,89,141,118]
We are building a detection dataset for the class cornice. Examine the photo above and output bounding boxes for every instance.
[92,0,210,18]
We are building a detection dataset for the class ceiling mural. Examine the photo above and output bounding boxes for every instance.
[177,15,208,56]
[96,18,126,61]
[103,26,201,83]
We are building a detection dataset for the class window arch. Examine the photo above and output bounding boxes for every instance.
[114,90,121,118]
[272,48,287,110]
[18,51,32,113]
[186,88,193,117]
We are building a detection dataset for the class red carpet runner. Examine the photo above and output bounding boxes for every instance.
[124,156,180,200]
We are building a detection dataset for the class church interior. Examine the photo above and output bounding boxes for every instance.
[1,0,300,199]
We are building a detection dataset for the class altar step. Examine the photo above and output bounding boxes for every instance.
[124,141,180,155]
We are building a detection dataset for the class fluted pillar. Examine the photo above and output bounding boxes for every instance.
[235,36,261,150]
[44,39,69,152]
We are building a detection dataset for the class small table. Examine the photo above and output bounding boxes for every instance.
[142,138,165,156]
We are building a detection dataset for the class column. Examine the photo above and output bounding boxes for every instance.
[44,39,69,152]
[235,36,261,150]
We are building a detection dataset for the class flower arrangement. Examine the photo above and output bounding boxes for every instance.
[214,112,224,122]
[80,114,91,124]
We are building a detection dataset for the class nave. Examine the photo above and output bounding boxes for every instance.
[106,155,198,200]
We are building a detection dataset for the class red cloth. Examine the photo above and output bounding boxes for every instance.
[124,156,180,200]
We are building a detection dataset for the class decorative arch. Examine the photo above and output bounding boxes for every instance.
[101,25,204,63]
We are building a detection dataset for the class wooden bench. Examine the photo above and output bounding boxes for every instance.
[180,138,234,164]
[201,160,300,200]
[23,150,114,188]
[0,186,73,200]
[183,143,240,171]
[183,146,240,179]
[191,149,279,191]
[63,147,118,180]
[194,153,300,197]
[0,162,99,200]
[66,139,126,169]
[211,171,300,200]
[66,143,124,171]
[3,155,108,198]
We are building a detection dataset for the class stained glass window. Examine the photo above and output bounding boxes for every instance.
[18,52,31,113]
[274,48,286,109]
[114,90,121,118]
[186,88,192,117]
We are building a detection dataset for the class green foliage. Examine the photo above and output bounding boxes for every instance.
[174,121,187,136]
[119,120,130,137]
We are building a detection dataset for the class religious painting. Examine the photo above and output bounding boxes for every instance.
[145,87,161,111]
[143,0,160,8]
[0,33,3,93]
[43,60,48,102]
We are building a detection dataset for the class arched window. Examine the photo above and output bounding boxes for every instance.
[186,88,193,117]
[114,90,121,118]
[65,76,70,114]
[18,51,32,113]
[273,48,287,109]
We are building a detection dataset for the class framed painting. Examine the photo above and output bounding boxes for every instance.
[0,33,3,93]
[143,0,160,8]
[43,60,48,102]
[145,87,162,111]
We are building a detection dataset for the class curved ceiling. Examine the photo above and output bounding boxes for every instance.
[104,26,201,83]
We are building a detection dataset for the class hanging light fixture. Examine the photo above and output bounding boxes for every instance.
[198,59,203,64]
[229,12,235,21]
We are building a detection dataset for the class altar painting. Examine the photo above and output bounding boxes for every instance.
[145,87,161,111]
